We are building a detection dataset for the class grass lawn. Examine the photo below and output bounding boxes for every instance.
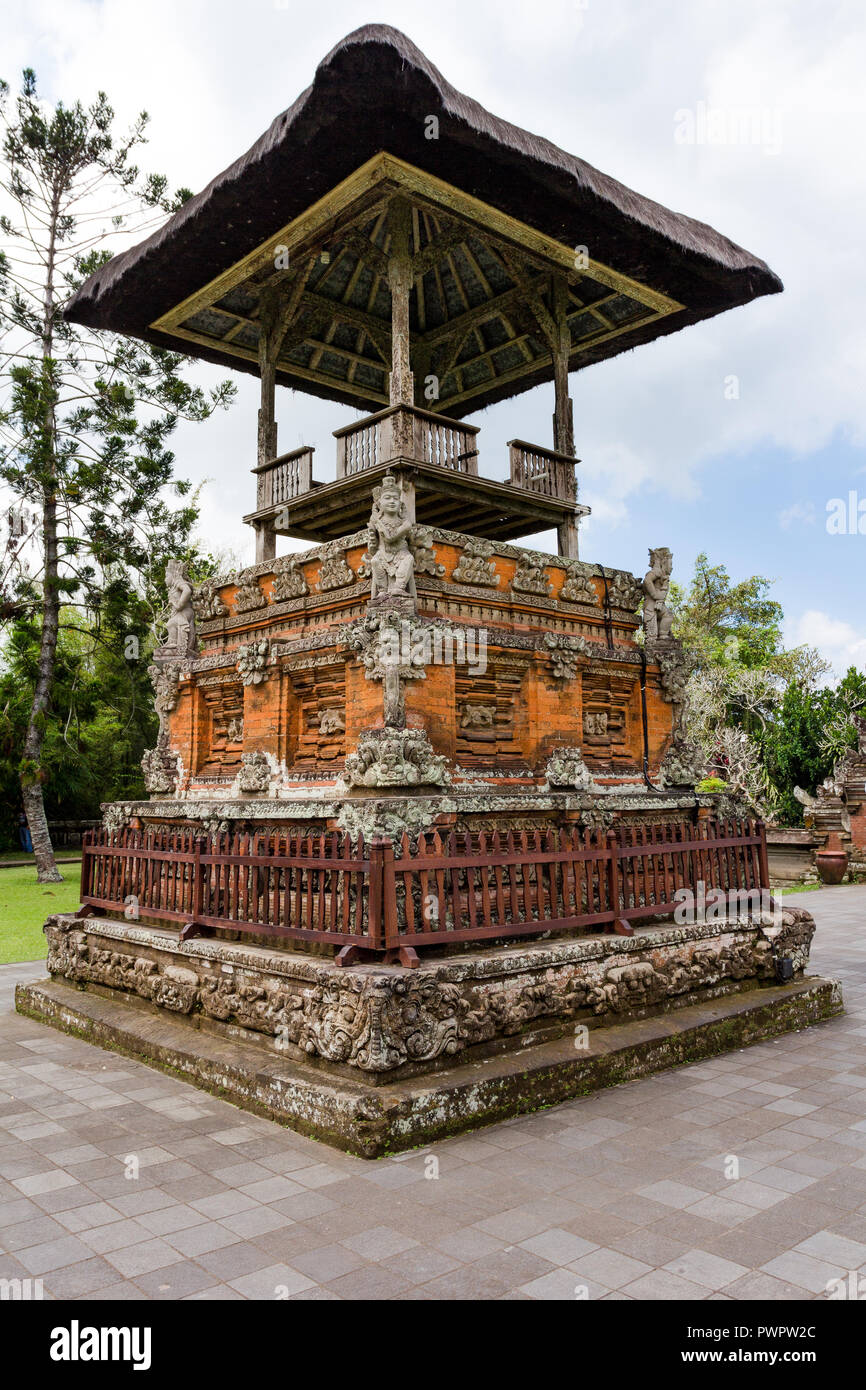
[0,864,82,964]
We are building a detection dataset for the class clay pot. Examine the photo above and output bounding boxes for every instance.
[816,832,848,886]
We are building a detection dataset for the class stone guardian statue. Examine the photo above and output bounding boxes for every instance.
[366,474,417,607]
[642,546,674,642]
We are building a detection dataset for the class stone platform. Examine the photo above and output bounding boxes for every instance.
[15,907,842,1157]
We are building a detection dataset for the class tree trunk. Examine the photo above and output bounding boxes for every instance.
[20,188,63,883]
[21,489,63,882]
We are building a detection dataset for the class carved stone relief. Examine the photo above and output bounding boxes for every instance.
[545,746,597,791]
[410,525,445,578]
[234,579,266,614]
[451,538,500,587]
[560,564,599,605]
[608,572,642,612]
[271,557,309,601]
[340,727,451,790]
[237,750,272,794]
[317,547,356,592]
[193,578,229,622]
[511,554,553,597]
[543,632,590,681]
[237,640,270,686]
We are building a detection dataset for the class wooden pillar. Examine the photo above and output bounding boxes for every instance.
[551,277,575,459]
[257,292,279,468]
[557,517,579,560]
[255,291,280,563]
[255,522,276,564]
[387,198,415,408]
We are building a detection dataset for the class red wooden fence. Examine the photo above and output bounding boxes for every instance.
[78,818,769,961]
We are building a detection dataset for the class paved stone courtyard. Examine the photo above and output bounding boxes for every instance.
[1,886,865,1301]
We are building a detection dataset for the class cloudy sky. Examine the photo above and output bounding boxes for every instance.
[5,0,866,674]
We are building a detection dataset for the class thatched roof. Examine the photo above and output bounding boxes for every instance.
[64,24,782,415]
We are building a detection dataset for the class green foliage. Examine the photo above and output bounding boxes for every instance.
[0,602,156,846]
[758,667,866,825]
[672,552,863,823]
[669,552,786,670]
[696,777,728,793]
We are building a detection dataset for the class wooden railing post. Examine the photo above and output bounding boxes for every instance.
[757,821,770,889]
[367,837,385,951]
[381,837,397,951]
[606,827,633,937]
[74,830,99,918]
[181,836,206,942]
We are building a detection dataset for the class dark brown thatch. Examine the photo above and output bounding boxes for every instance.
[64,24,782,413]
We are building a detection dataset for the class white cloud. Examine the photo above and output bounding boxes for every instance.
[787,609,866,676]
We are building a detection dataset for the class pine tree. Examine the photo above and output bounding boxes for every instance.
[0,71,234,880]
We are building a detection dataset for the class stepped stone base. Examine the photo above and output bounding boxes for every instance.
[16,973,842,1158]
[15,906,842,1156]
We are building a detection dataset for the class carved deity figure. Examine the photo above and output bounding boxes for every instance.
[161,559,197,658]
[642,546,674,642]
[366,474,416,603]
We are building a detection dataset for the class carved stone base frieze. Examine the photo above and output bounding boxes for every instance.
[39,904,819,1082]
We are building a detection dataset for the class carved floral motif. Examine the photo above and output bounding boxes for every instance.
[271,557,309,601]
[511,554,552,597]
[543,632,590,681]
[317,547,356,592]
[451,538,500,587]
[410,526,445,578]
[559,564,599,605]
[237,639,270,686]
[608,571,642,612]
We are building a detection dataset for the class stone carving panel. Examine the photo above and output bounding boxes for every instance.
[340,727,450,790]
[234,579,266,614]
[511,554,552,597]
[451,538,500,587]
[560,564,599,605]
[317,547,356,592]
[193,578,229,622]
[237,639,270,686]
[543,632,590,681]
[271,556,310,601]
[545,746,596,791]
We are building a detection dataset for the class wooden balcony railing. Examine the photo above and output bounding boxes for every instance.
[254,445,316,508]
[334,404,479,479]
[508,439,578,502]
[78,818,770,960]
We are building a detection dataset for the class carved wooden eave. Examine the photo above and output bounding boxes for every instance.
[146,155,683,418]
